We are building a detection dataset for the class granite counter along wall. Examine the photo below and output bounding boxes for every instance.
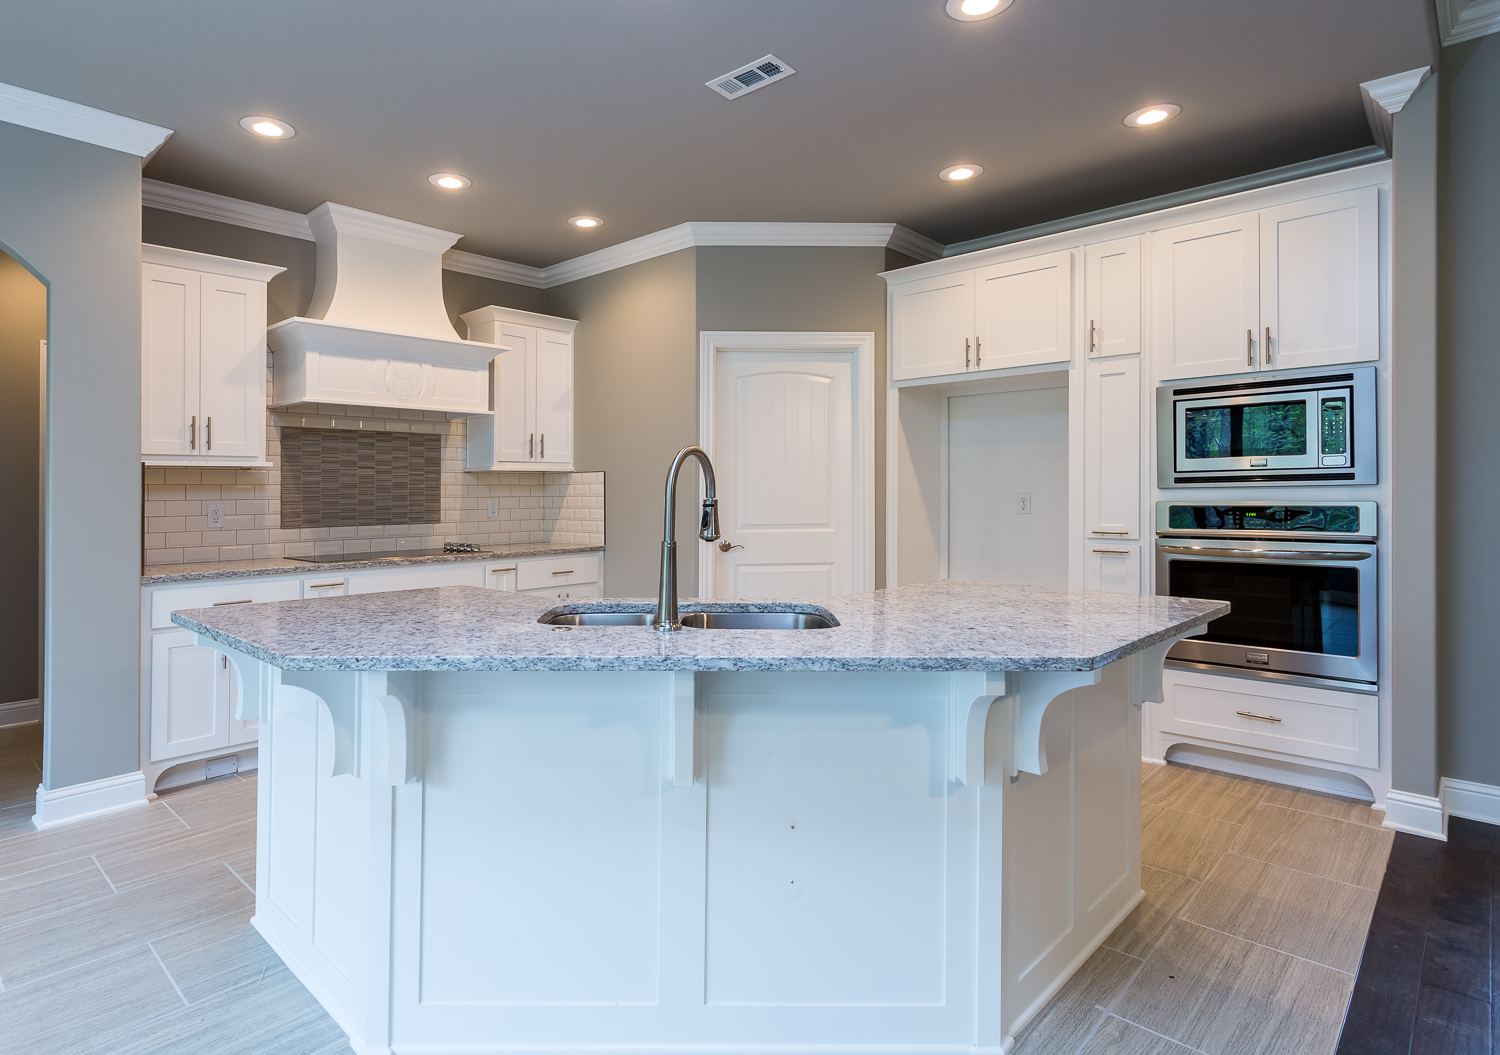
[142,361,604,565]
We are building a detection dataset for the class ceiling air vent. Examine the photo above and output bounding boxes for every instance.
[706,54,796,100]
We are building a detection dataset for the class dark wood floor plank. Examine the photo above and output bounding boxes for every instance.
[1336,914,1428,1055]
[1410,983,1490,1055]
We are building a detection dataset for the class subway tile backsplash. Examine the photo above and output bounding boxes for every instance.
[143,387,604,565]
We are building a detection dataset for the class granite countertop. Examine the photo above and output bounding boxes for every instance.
[141,543,604,585]
[170,579,1229,673]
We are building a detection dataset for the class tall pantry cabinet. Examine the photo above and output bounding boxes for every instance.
[140,245,284,465]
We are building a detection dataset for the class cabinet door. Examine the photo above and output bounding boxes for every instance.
[1084,237,1141,360]
[890,272,975,381]
[1152,213,1260,381]
[227,655,258,745]
[1084,545,1142,594]
[484,564,518,591]
[149,630,231,761]
[1260,187,1379,371]
[198,273,267,459]
[974,250,1074,371]
[493,326,535,464]
[534,328,573,466]
[1084,359,1141,540]
[142,263,200,456]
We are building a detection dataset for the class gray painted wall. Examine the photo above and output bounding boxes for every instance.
[1389,74,1440,797]
[0,122,143,789]
[0,253,44,706]
[1437,35,1500,787]
[543,249,699,597]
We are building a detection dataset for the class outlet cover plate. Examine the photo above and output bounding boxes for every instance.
[206,503,225,528]
[487,498,500,518]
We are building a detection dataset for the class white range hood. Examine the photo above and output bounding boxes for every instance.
[267,202,495,415]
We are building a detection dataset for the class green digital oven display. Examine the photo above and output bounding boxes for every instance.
[1321,398,1347,456]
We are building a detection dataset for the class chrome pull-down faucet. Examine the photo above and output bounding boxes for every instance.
[654,446,720,631]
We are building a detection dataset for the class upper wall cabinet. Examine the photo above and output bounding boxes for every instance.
[1084,236,1142,360]
[1153,187,1379,381]
[141,245,285,466]
[890,250,1072,382]
[463,306,578,472]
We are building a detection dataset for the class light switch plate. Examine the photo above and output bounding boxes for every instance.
[487,498,500,518]
[1017,493,1032,514]
[206,503,225,528]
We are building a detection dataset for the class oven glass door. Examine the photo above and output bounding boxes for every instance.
[1159,542,1377,683]
[1174,391,1319,474]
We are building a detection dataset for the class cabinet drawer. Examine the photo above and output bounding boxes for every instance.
[1158,671,1377,769]
[346,563,487,594]
[150,578,300,628]
[302,575,348,598]
[520,582,603,602]
[517,553,601,590]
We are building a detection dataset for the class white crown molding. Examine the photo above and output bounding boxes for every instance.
[143,178,315,240]
[308,201,460,254]
[1437,0,1500,44]
[142,242,286,282]
[0,80,172,159]
[442,249,547,288]
[1360,67,1432,155]
[141,180,947,288]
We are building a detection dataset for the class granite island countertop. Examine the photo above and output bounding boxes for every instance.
[142,543,604,585]
[170,579,1229,673]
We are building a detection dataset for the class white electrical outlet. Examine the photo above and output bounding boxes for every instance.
[206,503,225,528]
[487,498,500,518]
[1017,493,1032,514]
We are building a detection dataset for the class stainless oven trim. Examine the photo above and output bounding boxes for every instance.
[1155,500,1378,541]
[1157,366,1376,488]
[1156,536,1378,684]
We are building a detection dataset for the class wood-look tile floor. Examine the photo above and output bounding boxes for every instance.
[1012,761,1394,1055]
[0,729,353,1055]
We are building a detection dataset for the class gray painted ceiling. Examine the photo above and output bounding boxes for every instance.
[2,0,1435,265]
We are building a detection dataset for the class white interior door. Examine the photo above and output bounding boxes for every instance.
[947,386,1069,588]
[709,349,857,598]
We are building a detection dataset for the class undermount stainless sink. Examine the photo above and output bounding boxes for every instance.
[540,609,837,630]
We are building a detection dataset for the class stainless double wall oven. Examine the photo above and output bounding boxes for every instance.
[1155,502,1377,686]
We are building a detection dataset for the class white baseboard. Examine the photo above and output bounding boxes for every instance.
[32,770,148,830]
[1442,777,1500,827]
[0,698,40,728]
[1383,789,1446,840]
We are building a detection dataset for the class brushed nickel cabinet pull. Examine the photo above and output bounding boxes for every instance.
[1090,319,1097,356]
[1265,326,1272,365]
[551,569,575,576]
[1236,710,1282,723]
[975,337,981,366]
[540,434,545,458]
[190,415,196,451]
[1092,529,1131,535]
[489,566,517,573]
[529,433,534,459]
[1093,548,1130,554]
[965,337,971,369]
[206,416,212,451]
[308,581,344,590]
[1246,328,1253,366]
[212,599,253,606]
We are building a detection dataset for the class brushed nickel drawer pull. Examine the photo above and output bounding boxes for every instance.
[551,569,575,576]
[489,566,517,573]
[1236,710,1282,723]
[212,599,253,606]
[1093,548,1130,554]
[308,581,344,590]
[1092,529,1130,535]
[190,415,196,451]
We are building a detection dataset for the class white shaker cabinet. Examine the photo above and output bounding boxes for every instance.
[463,306,578,471]
[974,250,1073,371]
[1084,236,1142,360]
[141,245,284,465]
[890,271,975,381]
[1083,357,1141,541]
[1151,212,1261,381]
[1084,544,1142,594]
[1259,186,1380,371]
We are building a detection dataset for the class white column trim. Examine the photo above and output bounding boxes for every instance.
[1437,0,1500,44]
[1359,67,1433,155]
[32,771,149,830]
[0,80,172,158]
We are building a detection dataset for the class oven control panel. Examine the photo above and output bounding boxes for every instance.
[1155,501,1377,541]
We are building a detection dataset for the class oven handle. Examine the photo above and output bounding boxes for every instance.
[1158,545,1371,561]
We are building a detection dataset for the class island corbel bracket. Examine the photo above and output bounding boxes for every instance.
[665,670,696,787]
[952,672,1006,787]
[364,670,418,786]
[1128,629,1204,709]
[1010,669,1104,777]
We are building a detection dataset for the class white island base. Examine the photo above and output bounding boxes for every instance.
[228,654,1177,1055]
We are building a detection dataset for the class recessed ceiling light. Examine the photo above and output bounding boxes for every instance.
[568,215,604,229]
[1124,104,1181,128]
[428,173,472,190]
[945,0,1014,21]
[239,116,295,139]
[939,164,984,182]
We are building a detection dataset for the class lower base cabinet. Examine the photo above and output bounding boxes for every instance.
[142,552,603,793]
[1084,543,1142,593]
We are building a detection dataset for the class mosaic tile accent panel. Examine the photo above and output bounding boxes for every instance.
[280,427,441,529]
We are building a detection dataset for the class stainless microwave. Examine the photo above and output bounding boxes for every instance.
[1157,367,1376,487]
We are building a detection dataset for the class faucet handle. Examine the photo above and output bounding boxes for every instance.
[699,498,721,542]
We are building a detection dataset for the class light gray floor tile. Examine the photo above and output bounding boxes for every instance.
[1104,865,1200,959]
[0,945,185,1055]
[0,860,252,988]
[151,905,283,1005]
[0,763,40,811]
[0,856,114,931]
[1259,785,1386,827]
[93,817,255,890]
[1181,853,1377,973]
[1142,764,1269,825]
[1142,804,1241,882]
[0,802,186,880]
[1010,946,1141,1055]
[226,845,256,890]
[1078,1015,1201,1054]
[0,802,35,841]
[1113,920,1353,1055]
[159,775,257,829]
[1230,804,1393,890]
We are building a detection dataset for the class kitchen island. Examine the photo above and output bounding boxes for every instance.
[173,580,1226,1055]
